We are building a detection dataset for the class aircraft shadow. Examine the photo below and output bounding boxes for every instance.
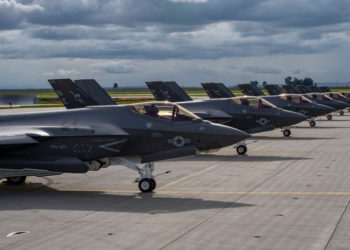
[171,154,309,162]
[252,136,332,140]
[0,184,254,213]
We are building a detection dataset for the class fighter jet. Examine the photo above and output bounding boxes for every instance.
[202,83,333,127]
[281,85,349,119]
[0,79,249,193]
[146,81,307,154]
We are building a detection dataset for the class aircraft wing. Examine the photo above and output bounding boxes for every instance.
[0,125,129,174]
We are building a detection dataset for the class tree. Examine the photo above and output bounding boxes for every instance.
[284,76,292,85]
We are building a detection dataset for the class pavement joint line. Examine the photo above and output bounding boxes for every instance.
[324,198,350,249]
[3,188,350,195]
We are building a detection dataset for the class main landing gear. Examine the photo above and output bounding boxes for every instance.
[340,110,344,116]
[114,158,170,193]
[6,176,26,185]
[327,114,333,120]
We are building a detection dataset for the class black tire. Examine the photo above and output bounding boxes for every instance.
[327,115,332,120]
[149,178,156,191]
[236,145,247,155]
[138,178,155,193]
[283,129,291,137]
[340,111,344,116]
[309,121,316,127]
[6,176,26,185]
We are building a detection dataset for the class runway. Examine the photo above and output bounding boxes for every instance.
[0,108,350,250]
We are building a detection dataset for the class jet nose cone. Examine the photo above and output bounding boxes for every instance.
[319,104,335,116]
[284,110,308,126]
[211,124,250,148]
[337,101,349,110]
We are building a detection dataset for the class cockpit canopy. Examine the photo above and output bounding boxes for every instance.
[309,93,332,100]
[279,94,312,104]
[131,102,200,121]
[232,97,275,109]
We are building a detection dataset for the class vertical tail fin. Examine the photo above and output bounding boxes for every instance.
[296,85,311,93]
[48,79,101,109]
[282,85,300,94]
[74,79,116,105]
[145,81,192,102]
[264,84,284,95]
[318,86,331,92]
[237,83,265,96]
[201,83,235,98]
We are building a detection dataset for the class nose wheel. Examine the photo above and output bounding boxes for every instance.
[236,145,247,155]
[327,114,332,120]
[282,129,291,137]
[309,120,316,127]
[138,178,156,192]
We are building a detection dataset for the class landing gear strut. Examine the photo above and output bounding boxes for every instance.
[113,158,167,193]
[327,114,333,120]
[6,176,26,185]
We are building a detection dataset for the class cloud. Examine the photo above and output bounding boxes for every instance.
[0,0,42,30]
[89,61,138,73]
[43,68,81,77]
[242,66,282,74]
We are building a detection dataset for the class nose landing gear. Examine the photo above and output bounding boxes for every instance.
[282,129,291,137]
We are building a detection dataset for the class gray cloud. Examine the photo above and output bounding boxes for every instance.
[242,66,282,74]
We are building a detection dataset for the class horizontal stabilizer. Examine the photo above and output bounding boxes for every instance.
[201,83,235,98]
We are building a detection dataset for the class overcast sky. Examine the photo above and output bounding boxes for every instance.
[0,0,350,88]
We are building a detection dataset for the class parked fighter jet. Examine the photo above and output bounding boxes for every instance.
[281,85,349,119]
[202,83,333,127]
[0,79,249,192]
[146,81,307,154]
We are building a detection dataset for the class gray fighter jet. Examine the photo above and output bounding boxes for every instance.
[0,80,249,192]
[202,83,333,127]
[146,81,307,154]
[281,84,349,119]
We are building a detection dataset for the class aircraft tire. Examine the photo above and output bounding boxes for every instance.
[138,178,156,193]
[283,129,291,137]
[309,121,316,127]
[236,145,247,155]
[340,110,344,116]
[327,115,332,120]
[6,176,26,185]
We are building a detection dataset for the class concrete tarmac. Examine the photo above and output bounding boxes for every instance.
[0,108,350,250]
